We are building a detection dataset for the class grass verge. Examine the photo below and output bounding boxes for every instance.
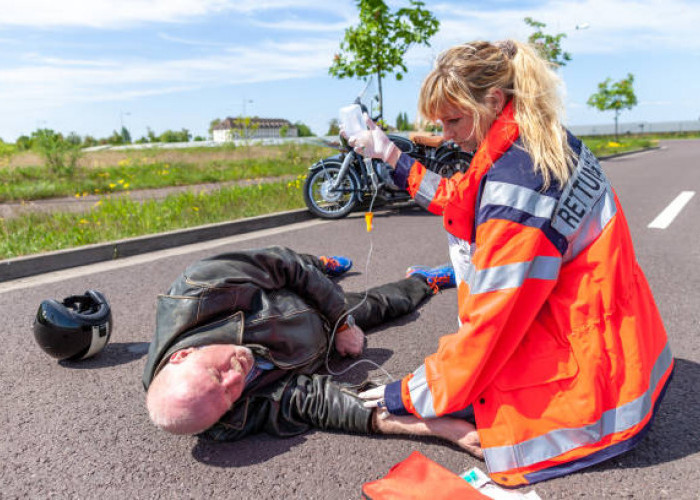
[0,143,329,202]
[0,176,307,260]
[582,136,657,157]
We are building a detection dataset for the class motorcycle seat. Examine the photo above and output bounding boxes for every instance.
[409,133,445,148]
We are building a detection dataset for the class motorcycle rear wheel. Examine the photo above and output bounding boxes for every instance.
[434,150,474,178]
[303,161,360,219]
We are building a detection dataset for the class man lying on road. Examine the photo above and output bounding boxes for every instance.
[142,246,481,457]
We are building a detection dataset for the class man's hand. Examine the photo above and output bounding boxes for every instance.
[344,115,401,167]
[334,324,365,357]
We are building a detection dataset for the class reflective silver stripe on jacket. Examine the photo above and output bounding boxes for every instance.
[465,256,562,295]
[407,364,438,418]
[415,169,441,209]
[483,342,673,473]
[480,181,557,218]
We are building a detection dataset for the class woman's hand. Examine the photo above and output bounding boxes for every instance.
[344,115,401,168]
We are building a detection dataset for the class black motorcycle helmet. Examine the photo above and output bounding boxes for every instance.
[33,290,113,361]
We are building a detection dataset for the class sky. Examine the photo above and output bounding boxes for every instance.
[0,0,699,142]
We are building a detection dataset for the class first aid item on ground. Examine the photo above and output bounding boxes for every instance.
[362,451,489,499]
[339,104,367,137]
[461,467,541,500]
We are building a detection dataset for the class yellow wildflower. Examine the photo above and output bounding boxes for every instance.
[608,141,621,147]
[118,179,124,184]
[123,183,130,189]
[79,219,89,224]
[109,183,116,189]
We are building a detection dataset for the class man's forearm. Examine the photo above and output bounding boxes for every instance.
[372,411,483,459]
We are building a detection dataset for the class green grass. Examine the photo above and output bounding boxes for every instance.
[0,143,329,202]
[0,176,307,260]
[583,136,657,157]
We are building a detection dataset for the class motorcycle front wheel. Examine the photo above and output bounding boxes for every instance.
[303,161,361,219]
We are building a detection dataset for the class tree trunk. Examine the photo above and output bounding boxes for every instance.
[377,70,383,123]
[614,109,620,141]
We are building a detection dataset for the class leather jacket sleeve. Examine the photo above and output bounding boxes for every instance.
[201,374,374,442]
[281,374,374,434]
[182,246,347,327]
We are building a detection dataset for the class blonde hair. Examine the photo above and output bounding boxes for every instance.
[418,40,575,189]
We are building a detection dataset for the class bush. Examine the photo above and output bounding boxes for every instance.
[31,128,81,176]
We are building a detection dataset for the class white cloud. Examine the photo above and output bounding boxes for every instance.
[430,0,700,53]
[0,38,337,107]
[0,0,353,28]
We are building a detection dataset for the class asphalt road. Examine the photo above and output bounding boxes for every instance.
[1,140,698,499]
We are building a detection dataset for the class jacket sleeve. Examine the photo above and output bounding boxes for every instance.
[201,374,374,441]
[189,246,347,327]
[384,217,563,418]
[393,153,467,215]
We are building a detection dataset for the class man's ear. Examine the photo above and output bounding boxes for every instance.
[169,347,196,364]
[486,88,506,115]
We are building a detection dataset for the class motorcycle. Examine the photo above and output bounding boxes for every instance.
[303,83,473,220]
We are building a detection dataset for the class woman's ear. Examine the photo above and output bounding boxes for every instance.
[486,88,506,115]
[169,347,196,364]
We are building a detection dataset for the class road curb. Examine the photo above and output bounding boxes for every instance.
[599,146,660,160]
[0,208,313,283]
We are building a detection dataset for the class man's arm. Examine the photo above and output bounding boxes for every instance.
[373,411,483,459]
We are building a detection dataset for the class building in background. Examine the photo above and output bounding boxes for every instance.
[212,117,298,142]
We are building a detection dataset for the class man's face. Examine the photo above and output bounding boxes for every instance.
[437,103,478,152]
[168,344,254,418]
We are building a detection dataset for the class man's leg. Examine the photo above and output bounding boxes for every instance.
[344,276,433,330]
[372,411,483,459]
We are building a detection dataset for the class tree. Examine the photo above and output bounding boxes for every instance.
[120,126,132,144]
[326,118,340,136]
[294,121,314,137]
[16,135,33,151]
[587,73,637,140]
[524,17,571,68]
[208,118,221,138]
[329,0,439,117]
[396,111,412,131]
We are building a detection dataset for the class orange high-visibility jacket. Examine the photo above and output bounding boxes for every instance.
[384,116,673,486]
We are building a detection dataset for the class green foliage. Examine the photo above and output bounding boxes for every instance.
[208,118,221,138]
[16,135,33,151]
[279,125,289,138]
[327,118,340,136]
[158,128,192,143]
[329,0,439,115]
[31,128,81,176]
[396,111,412,131]
[82,135,98,148]
[0,140,16,159]
[524,17,571,68]
[0,177,308,259]
[587,73,638,139]
[0,143,330,202]
[120,126,132,144]
[294,121,314,137]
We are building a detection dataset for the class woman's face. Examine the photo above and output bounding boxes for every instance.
[437,103,479,152]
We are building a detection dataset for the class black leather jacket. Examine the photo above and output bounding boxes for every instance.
[142,246,373,440]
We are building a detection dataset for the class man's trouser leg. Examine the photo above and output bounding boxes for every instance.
[344,276,433,330]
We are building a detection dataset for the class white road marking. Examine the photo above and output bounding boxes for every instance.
[0,218,328,294]
[648,191,695,229]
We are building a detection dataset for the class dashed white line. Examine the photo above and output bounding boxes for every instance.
[648,191,695,229]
